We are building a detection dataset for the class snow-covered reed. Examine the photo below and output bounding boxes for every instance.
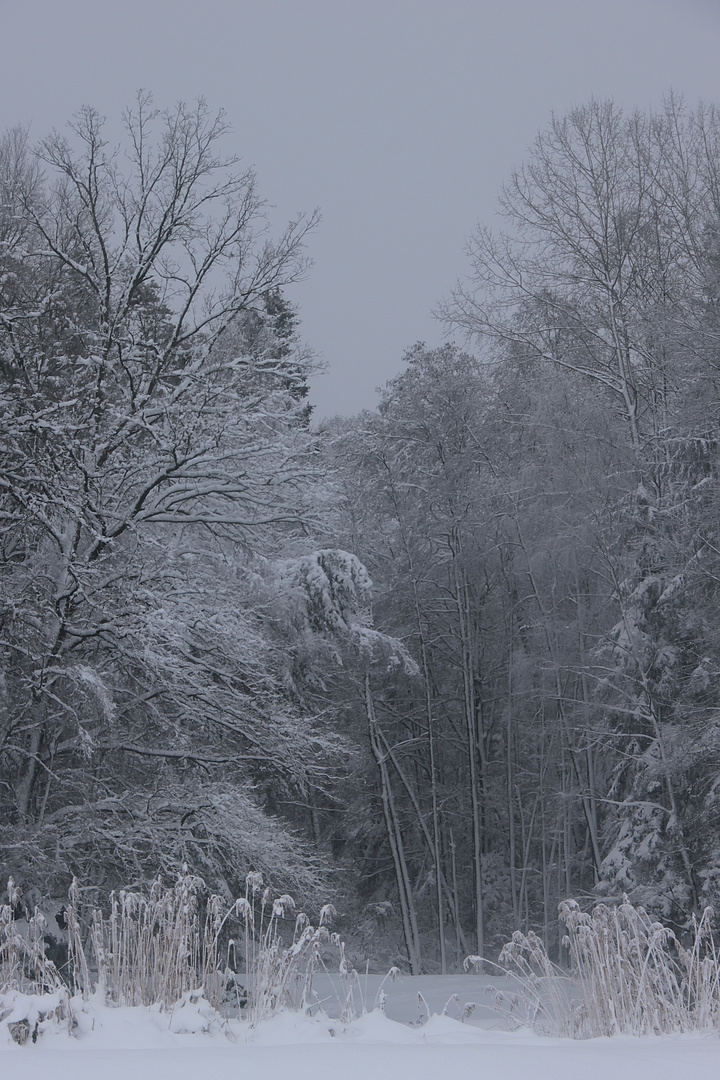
[1,877,73,1040]
[1,877,66,995]
[237,871,349,1025]
[476,898,720,1037]
[1,870,350,1029]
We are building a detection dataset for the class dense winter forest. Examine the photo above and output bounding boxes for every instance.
[3,93,720,973]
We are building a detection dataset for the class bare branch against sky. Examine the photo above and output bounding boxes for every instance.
[1,0,720,416]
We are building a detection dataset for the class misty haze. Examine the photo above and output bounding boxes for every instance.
[3,2,720,1078]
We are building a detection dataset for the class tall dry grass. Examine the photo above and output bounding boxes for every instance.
[1,877,66,996]
[1,868,350,1027]
[475,898,720,1037]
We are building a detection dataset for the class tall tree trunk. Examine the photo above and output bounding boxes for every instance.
[506,635,519,925]
[365,674,422,973]
[383,465,448,968]
[377,728,470,958]
[450,535,485,958]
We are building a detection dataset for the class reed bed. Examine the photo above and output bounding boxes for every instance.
[475,898,720,1037]
[1,868,349,1029]
[9,876,720,1040]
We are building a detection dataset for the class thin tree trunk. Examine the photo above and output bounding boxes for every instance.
[506,637,519,924]
[451,540,485,958]
[365,674,422,973]
[450,827,462,971]
[15,721,43,822]
[382,466,447,968]
[377,728,470,958]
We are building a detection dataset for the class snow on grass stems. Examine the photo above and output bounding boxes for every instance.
[1,877,66,996]
[10,877,720,1040]
[472,898,720,1037]
[1,869,346,1026]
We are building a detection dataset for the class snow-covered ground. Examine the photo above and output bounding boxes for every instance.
[2,976,719,1080]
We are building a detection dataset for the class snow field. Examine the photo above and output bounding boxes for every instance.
[2,976,720,1080]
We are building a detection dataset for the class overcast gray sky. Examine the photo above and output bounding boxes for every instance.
[2,0,720,416]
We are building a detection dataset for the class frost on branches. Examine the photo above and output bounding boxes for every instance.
[0,97,336,905]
